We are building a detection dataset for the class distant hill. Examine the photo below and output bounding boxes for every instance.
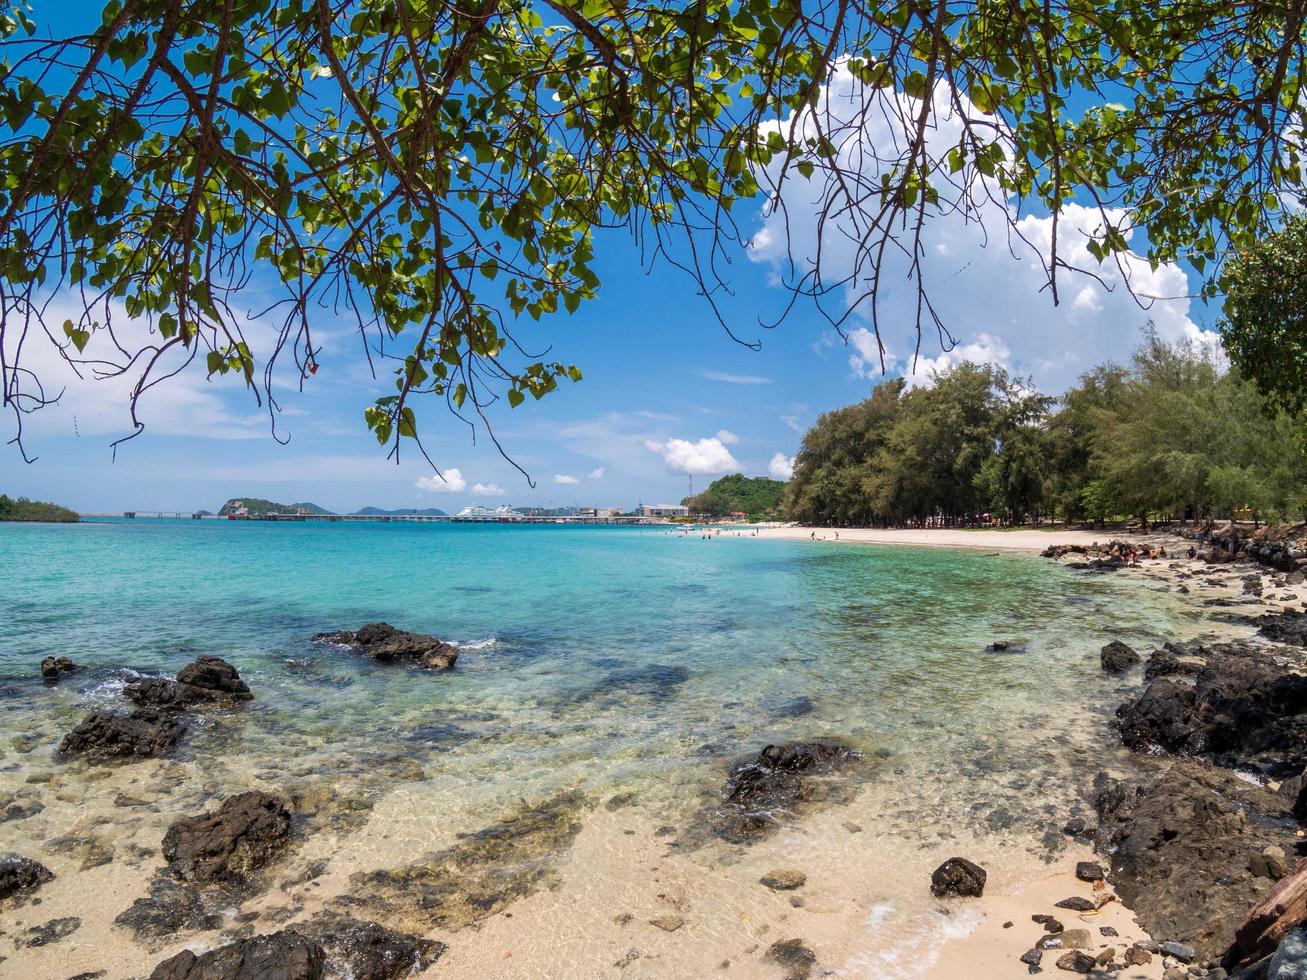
[350,506,448,516]
[0,493,79,523]
[682,474,787,518]
[218,498,334,517]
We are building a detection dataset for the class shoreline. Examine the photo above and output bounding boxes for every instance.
[751,524,1186,554]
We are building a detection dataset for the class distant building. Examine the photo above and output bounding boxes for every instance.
[456,504,517,518]
[579,507,622,518]
[641,504,689,517]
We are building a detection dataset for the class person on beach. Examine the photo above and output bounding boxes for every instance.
[1188,545,1197,559]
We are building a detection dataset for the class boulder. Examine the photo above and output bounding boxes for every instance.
[125,656,252,709]
[766,939,817,980]
[162,791,292,886]
[313,623,458,670]
[1094,761,1299,962]
[0,854,53,900]
[59,708,187,761]
[930,857,986,898]
[147,931,325,980]
[711,741,861,843]
[1259,611,1307,648]
[760,869,807,891]
[297,912,445,980]
[40,656,80,681]
[1101,641,1141,673]
[1265,926,1307,979]
[1115,641,1307,774]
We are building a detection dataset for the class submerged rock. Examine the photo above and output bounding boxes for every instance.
[313,623,458,670]
[40,655,81,681]
[930,857,986,898]
[147,930,325,980]
[125,656,252,710]
[163,791,292,886]
[711,741,862,843]
[341,790,585,933]
[760,869,807,891]
[1259,610,1307,648]
[1101,641,1141,673]
[766,939,817,980]
[115,876,218,940]
[22,916,80,947]
[1093,760,1298,962]
[298,911,445,980]
[58,708,187,761]
[0,853,53,900]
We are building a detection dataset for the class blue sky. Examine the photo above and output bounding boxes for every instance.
[2,11,1218,514]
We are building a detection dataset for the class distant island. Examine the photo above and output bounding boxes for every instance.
[351,506,448,517]
[682,474,787,520]
[217,498,334,517]
[0,493,79,523]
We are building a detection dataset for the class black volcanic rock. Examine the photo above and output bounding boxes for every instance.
[712,742,861,843]
[124,656,252,709]
[147,930,325,980]
[1100,641,1141,673]
[930,857,987,898]
[0,854,53,900]
[162,791,292,886]
[59,708,187,761]
[313,623,458,671]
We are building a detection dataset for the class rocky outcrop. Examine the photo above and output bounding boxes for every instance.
[1093,761,1299,964]
[313,623,458,670]
[125,656,252,709]
[1115,641,1307,775]
[1259,611,1307,649]
[40,656,80,681]
[1041,540,1135,560]
[147,930,325,980]
[1101,641,1141,673]
[712,742,862,843]
[298,912,446,979]
[0,854,53,900]
[162,792,292,886]
[1178,523,1307,572]
[59,708,187,761]
[930,857,987,898]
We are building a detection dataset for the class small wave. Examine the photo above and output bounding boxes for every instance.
[841,901,984,978]
[82,668,143,706]
[459,635,498,651]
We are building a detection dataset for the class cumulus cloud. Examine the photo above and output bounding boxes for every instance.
[715,429,740,445]
[553,473,579,485]
[645,436,741,475]
[472,482,504,496]
[416,468,467,493]
[749,65,1214,392]
[768,452,795,480]
[588,466,606,479]
[694,368,772,385]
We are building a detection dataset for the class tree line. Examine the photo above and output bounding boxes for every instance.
[783,333,1307,528]
[0,494,79,523]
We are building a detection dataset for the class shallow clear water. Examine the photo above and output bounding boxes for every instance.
[0,520,1201,976]
[1,520,1192,800]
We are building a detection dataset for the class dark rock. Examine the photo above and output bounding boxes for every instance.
[1093,761,1298,962]
[1146,644,1206,680]
[1125,946,1153,966]
[0,854,53,900]
[1021,949,1043,967]
[40,656,80,681]
[313,623,458,670]
[147,930,325,980]
[760,869,806,891]
[1100,926,1119,937]
[22,916,80,946]
[163,791,292,887]
[711,741,861,843]
[1259,611,1307,648]
[766,939,816,980]
[1054,897,1095,912]
[1265,926,1307,979]
[58,708,187,761]
[1116,641,1307,772]
[1055,950,1097,973]
[1075,861,1105,882]
[1063,817,1087,836]
[125,657,252,710]
[297,912,445,980]
[1102,641,1141,673]
[930,857,986,898]
[115,877,218,940]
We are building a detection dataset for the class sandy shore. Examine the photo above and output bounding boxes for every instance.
[752,525,1183,554]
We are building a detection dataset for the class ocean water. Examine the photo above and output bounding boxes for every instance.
[0,520,1200,976]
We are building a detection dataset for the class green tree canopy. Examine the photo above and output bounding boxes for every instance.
[682,473,786,517]
[1,0,1304,462]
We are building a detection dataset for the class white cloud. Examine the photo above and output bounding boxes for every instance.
[588,466,606,479]
[693,368,772,385]
[781,415,805,433]
[553,473,579,485]
[768,452,795,480]
[645,436,741,475]
[416,468,467,493]
[715,429,740,445]
[472,482,504,496]
[749,66,1215,393]
[852,330,1013,388]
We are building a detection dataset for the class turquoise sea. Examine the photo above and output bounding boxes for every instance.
[0,519,1203,976]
